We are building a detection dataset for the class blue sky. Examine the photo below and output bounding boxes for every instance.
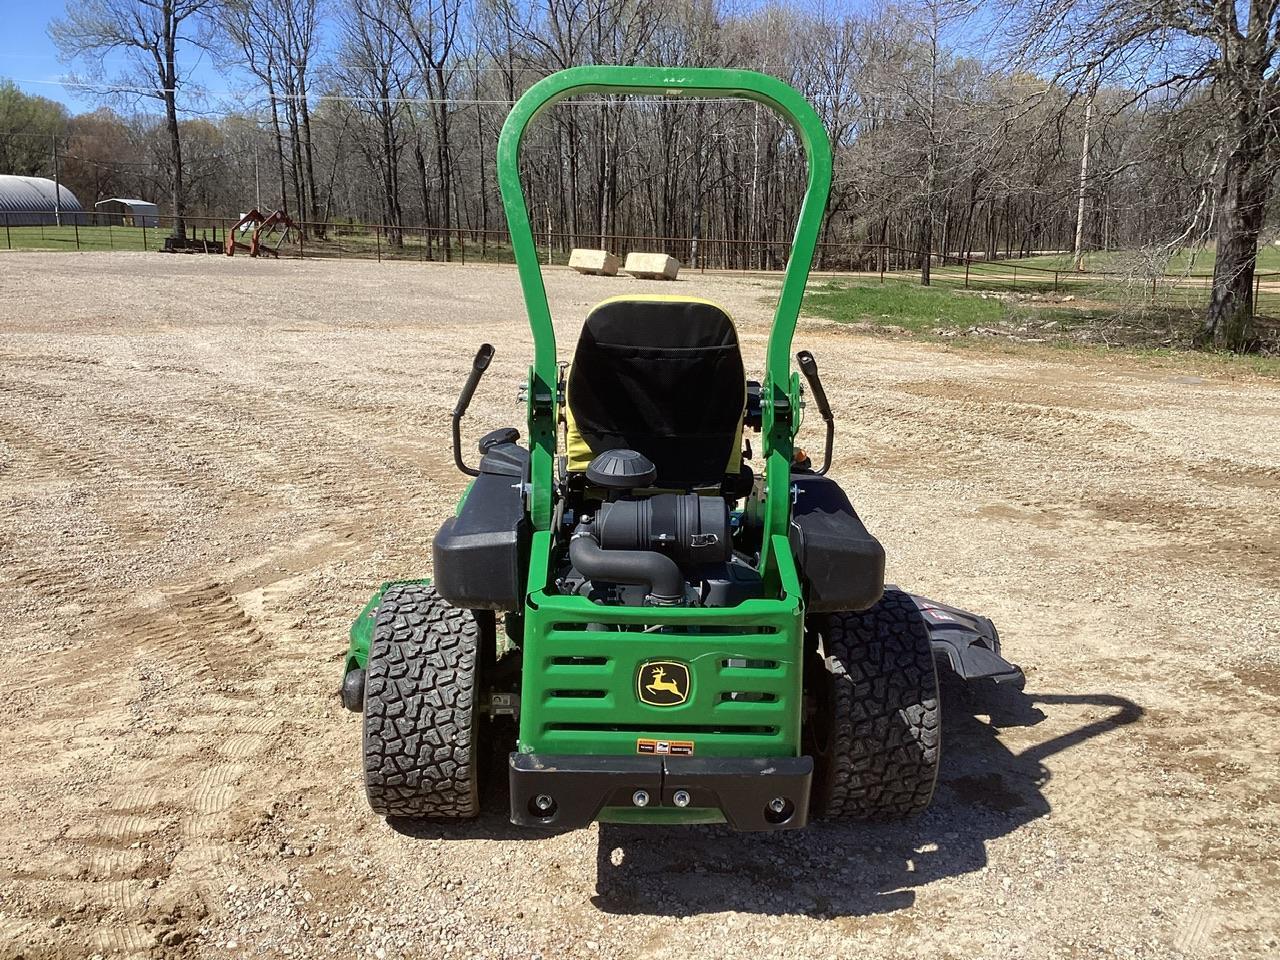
[3,0,1003,116]
[1,0,223,113]
[2,2,91,109]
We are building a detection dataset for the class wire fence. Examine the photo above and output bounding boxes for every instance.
[853,256,1280,321]
[4,211,1277,319]
[0,212,927,270]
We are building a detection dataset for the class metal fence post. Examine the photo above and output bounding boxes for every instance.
[965,258,970,289]
[375,226,381,263]
[142,222,148,252]
[3,213,9,250]
[74,219,80,250]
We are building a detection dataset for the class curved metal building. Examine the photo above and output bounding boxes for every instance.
[0,175,86,226]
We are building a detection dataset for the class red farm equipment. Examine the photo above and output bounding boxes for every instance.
[225,208,298,258]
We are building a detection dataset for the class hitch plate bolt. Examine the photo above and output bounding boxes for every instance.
[672,790,691,808]
[768,796,788,814]
[533,794,554,812]
[632,790,650,808]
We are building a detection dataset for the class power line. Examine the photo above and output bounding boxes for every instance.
[14,75,990,111]
[14,77,781,106]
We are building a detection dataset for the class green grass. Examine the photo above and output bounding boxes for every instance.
[802,280,1004,331]
[800,276,1196,334]
[1001,245,1280,275]
[856,258,1280,318]
[1,224,161,252]
[800,278,1280,376]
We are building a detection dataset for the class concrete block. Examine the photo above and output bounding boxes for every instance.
[569,248,620,276]
[623,252,680,280]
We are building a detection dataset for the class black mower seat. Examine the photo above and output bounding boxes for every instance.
[566,295,746,488]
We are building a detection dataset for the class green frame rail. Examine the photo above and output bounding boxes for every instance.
[496,66,833,562]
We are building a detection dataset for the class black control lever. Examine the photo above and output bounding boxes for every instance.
[452,343,495,477]
[795,350,834,475]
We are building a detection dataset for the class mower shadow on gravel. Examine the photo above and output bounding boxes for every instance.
[589,676,1142,918]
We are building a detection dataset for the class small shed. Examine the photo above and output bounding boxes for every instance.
[94,198,160,227]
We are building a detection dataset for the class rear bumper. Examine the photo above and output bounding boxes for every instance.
[509,752,813,831]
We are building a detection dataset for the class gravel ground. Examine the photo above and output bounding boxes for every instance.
[0,251,1277,960]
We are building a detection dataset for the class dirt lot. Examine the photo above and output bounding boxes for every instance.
[0,252,1277,959]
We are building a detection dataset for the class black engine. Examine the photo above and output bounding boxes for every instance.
[557,449,763,608]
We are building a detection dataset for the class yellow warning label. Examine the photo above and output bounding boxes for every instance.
[636,738,695,756]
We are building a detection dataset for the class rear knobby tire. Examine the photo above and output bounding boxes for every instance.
[363,583,481,819]
[807,588,941,821]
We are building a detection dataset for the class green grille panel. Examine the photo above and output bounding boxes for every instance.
[519,592,803,758]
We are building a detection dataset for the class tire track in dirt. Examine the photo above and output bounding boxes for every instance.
[1,560,306,956]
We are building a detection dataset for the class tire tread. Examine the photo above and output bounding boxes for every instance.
[362,583,480,818]
[810,588,941,821]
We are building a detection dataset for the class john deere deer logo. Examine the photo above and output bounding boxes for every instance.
[637,661,690,707]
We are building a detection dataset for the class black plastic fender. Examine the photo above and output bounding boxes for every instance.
[907,591,1024,685]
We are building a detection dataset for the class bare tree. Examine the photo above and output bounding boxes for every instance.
[1008,0,1280,349]
[1071,82,1095,271]
[219,0,323,233]
[51,0,214,239]
[336,0,411,245]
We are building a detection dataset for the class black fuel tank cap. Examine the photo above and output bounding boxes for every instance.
[586,449,657,491]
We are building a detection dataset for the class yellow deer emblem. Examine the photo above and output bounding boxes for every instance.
[637,661,689,706]
[646,666,682,697]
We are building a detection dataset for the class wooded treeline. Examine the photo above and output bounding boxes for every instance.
[6,0,1279,348]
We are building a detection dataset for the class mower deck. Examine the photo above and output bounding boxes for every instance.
[910,592,1024,686]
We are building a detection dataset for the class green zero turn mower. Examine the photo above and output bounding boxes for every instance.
[341,66,1023,831]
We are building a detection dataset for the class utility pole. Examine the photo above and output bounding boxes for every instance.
[1072,85,1096,273]
[52,134,62,227]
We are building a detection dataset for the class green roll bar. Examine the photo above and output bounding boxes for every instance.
[497,66,833,562]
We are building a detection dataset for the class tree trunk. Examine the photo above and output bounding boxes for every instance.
[264,67,289,216]
[285,95,306,228]
[1200,103,1270,352]
[162,21,185,240]
[414,142,434,261]
[299,92,322,237]
[163,95,185,239]
[919,212,932,286]
[1072,89,1095,272]
[474,70,488,255]
[433,66,452,262]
